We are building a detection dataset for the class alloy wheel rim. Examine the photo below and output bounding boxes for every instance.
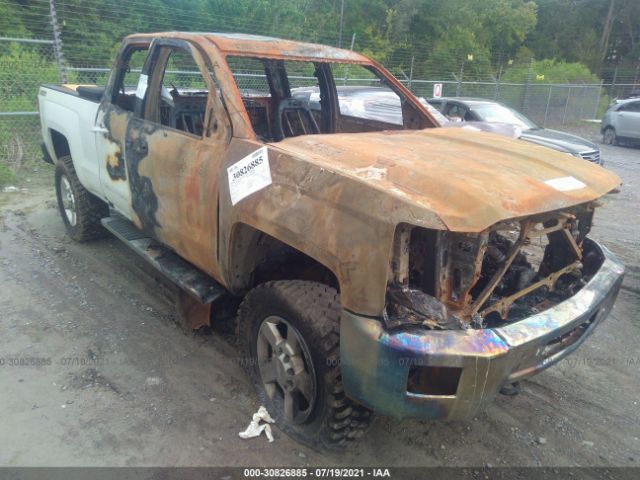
[60,175,77,226]
[604,130,615,144]
[257,315,317,424]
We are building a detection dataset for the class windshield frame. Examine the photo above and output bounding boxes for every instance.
[223,54,441,141]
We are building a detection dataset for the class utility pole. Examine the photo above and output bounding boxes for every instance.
[49,0,67,83]
[338,0,345,48]
[599,0,616,63]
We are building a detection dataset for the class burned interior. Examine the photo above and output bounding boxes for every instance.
[386,202,601,330]
[225,56,432,141]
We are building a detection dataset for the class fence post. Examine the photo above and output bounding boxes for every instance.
[48,0,67,83]
[610,66,618,99]
[456,62,464,97]
[521,58,534,114]
[562,86,572,125]
[342,33,356,86]
[408,56,414,92]
[543,84,552,127]
[593,80,604,119]
[493,63,503,100]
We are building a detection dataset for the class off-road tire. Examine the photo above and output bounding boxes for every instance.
[603,127,617,146]
[237,280,373,450]
[55,155,108,242]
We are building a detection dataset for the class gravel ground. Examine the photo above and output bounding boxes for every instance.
[0,125,638,467]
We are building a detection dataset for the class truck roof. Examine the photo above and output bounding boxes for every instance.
[128,32,370,63]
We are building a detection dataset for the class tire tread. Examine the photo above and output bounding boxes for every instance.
[237,280,373,450]
[55,155,108,242]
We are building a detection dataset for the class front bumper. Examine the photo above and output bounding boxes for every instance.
[340,239,624,420]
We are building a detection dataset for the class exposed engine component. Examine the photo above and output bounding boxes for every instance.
[383,284,466,330]
[387,203,598,330]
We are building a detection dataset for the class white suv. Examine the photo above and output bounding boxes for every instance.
[602,99,640,145]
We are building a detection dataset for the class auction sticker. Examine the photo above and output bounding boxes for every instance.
[544,176,586,192]
[227,146,272,205]
[135,74,148,99]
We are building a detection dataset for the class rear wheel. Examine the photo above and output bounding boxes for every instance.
[603,127,617,146]
[237,280,372,450]
[55,155,108,242]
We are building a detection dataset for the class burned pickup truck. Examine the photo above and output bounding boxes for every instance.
[38,32,624,449]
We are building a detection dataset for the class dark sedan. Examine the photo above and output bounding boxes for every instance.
[428,97,603,165]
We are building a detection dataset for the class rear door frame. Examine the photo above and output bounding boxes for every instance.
[94,38,153,219]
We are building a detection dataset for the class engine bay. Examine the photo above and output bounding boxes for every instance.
[385,202,600,330]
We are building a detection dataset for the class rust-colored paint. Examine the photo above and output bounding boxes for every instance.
[99,32,621,318]
[176,290,212,331]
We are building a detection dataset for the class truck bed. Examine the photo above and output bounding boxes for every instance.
[42,84,106,102]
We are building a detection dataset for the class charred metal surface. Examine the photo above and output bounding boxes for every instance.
[203,33,371,63]
[176,290,212,331]
[340,239,624,420]
[383,203,613,330]
[101,216,225,304]
[73,32,626,420]
[464,206,596,324]
[104,32,620,317]
[438,231,488,310]
[103,111,127,181]
[126,120,160,236]
[384,285,464,330]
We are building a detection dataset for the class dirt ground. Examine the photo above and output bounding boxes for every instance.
[0,124,639,467]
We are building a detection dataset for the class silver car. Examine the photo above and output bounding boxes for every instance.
[602,98,640,145]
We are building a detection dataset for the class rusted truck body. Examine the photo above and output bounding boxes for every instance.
[39,33,624,448]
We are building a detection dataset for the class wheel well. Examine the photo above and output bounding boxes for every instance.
[50,129,70,161]
[229,223,339,293]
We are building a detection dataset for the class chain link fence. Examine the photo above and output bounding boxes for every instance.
[0,37,58,184]
[0,32,637,187]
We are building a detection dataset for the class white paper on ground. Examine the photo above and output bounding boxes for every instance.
[227,146,272,205]
[238,406,275,442]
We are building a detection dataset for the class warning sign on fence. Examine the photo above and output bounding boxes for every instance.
[433,83,443,98]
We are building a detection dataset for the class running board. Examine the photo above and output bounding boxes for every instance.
[101,216,226,305]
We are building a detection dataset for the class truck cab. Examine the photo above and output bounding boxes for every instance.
[39,33,624,450]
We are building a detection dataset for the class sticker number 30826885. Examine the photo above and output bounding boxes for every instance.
[227,147,273,206]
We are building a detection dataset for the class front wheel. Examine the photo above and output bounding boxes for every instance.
[603,127,617,146]
[237,281,372,450]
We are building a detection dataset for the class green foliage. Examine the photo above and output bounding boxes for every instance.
[502,59,601,84]
[0,0,639,80]
[0,1,28,37]
[0,43,60,112]
[0,162,16,188]
[392,0,536,71]
[420,27,493,80]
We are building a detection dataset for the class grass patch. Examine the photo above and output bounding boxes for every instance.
[0,162,16,188]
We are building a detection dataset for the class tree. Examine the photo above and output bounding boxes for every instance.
[501,58,601,84]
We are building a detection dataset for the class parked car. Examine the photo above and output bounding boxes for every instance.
[601,98,640,146]
[292,86,521,138]
[429,97,603,165]
[39,32,623,449]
